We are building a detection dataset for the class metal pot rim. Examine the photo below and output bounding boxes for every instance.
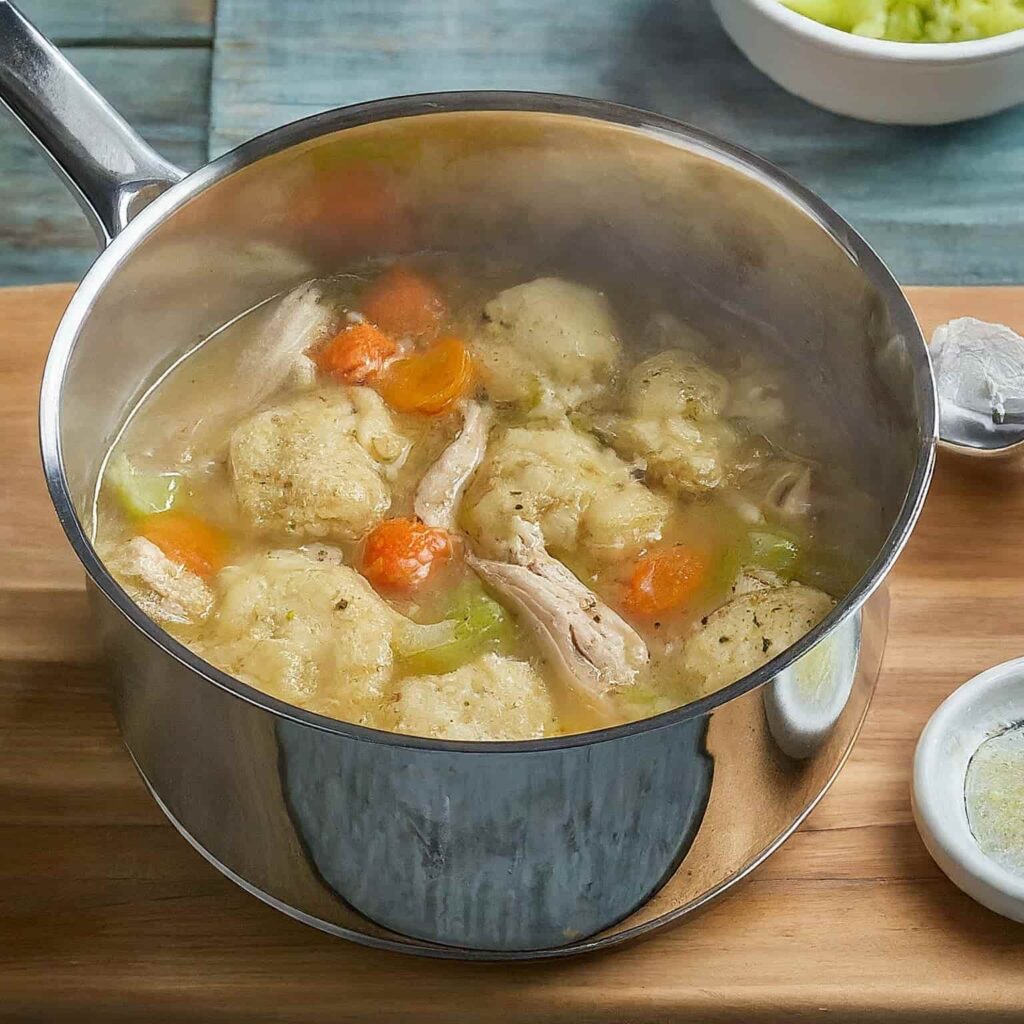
[39,90,938,753]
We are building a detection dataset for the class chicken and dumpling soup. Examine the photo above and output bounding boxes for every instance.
[95,258,859,741]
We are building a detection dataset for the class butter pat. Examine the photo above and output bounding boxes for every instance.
[931,316,1024,426]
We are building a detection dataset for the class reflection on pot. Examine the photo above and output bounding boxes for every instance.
[764,609,862,760]
[276,716,713,951]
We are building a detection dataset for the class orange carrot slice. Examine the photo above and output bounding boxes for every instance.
[624,545,706,616]
[138,511,228,578]
[314,321,397,384]
[361,517,454,593]
[379,336,474,416]
[361,266,445,339]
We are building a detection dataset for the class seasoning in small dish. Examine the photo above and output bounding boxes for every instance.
[913,656,1024,922]
[966,725,1024,877]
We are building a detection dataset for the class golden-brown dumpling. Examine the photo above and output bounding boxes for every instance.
[608,350,736,496]
[392,653,558,741]
[471,278,620,416]
[229,387,410,541]
[462,423,670,561]
[197,549,400,724]
[680,581,833,696]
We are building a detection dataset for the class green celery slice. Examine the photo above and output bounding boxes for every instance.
[106,453,182,519]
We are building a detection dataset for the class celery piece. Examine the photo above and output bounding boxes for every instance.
[106,453,181,519]
[747,530,801,577]
[395,583,514,675]
[784,0,1024,41]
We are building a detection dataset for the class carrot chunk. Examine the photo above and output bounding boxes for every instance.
[624,545,706,616]
[314,321,397,384]
[360,266,445,339]
[361,517,454,593]
[138,511,228,578]
[379,336,474,416]
[297,160,409,253]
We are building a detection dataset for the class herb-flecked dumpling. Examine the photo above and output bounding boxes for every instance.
[471,278,621,416]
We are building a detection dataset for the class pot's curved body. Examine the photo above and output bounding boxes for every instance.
[102,582,886,956]
[1,3,935,957]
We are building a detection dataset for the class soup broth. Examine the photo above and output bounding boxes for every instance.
[95,255,862,740]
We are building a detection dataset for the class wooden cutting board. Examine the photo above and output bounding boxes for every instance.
[3,285,1024,1022]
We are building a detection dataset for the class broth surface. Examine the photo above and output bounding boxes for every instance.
[95,255,862,739]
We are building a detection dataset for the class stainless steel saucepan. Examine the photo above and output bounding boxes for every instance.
[0,1,937,957]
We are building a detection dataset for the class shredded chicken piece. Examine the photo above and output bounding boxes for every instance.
[106,536,214,626]
[160,282,336,464]
[414,401,492,529]
[730,568,785,597]
[232,281,335,409]
[467,521,648,724]
[765,464,812,519]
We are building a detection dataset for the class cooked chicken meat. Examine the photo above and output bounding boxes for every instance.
[462,422,670,561]
[727,371,787,434]
[232,281,334,407]
[471,278,621,415]
[144,282,336,466]
[229,387,411,541]
[414,401,492,530]
[468,521,648,725]
[391,652,557,741]
[765,463,813,519]
[730,568,786,597]
[104,536,214,627]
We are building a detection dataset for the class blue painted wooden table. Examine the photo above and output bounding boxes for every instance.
[1,0,1022,284]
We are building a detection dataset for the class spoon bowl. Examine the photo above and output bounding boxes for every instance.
[939,402,1024,458]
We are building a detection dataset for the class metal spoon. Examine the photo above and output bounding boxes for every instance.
[939,399,1024,458]
[934,317,1024,459]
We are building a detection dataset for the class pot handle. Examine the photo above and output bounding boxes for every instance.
[0,1,185,245]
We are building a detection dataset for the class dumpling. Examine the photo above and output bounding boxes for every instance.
[471,278,620,415]
[105,536,214,627]
[392,652,558,741]
[196,548,399,724]
[461,423,671,561]
[607,350,736,496]
[229,387,411,541]
[679,581,833,696]
[627,350,729,421]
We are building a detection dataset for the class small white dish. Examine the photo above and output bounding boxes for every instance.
[711,0,1024,124]
[913,657,1024,922]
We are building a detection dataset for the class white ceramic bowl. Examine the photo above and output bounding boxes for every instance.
[913,657,1024,923]
[711,0,1024,124]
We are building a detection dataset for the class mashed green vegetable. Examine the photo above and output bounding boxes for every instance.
[784,0,1024,40]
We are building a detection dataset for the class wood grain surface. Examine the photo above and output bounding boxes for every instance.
[3,285,1024,1022]
[3,0,1024,286]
